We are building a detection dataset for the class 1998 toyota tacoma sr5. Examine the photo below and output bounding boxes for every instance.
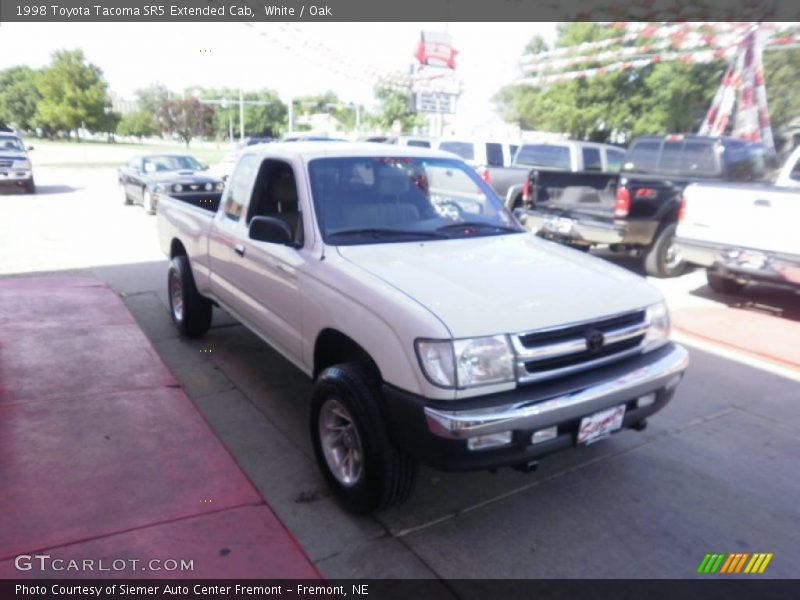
[157,142,689,513]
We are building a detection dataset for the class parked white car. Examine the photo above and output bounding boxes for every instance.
[158,142,688,513]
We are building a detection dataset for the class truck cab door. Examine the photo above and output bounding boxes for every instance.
[235,158,306,364]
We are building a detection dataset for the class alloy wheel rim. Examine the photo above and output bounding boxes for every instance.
[319,398,364,487]
[169,270,183,321]
[665,241,683,270]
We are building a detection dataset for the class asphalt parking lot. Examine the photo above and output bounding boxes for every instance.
[2,166,799,580]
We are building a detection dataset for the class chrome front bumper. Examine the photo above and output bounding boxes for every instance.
[0,170,32,183]
[424,343,688,440]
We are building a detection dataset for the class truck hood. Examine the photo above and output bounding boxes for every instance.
[336,233,662,337]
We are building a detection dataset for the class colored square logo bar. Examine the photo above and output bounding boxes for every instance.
[697,553,773,574]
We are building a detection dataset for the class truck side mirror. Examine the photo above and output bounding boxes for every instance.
[249,216,294,246]
[27,146,34,151]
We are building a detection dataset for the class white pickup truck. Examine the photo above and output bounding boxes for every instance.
[157,142,688,513]
[675,182,800,293]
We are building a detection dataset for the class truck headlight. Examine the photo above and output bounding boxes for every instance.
[643,301,670,352]
[173,184,184,193]
[416,335,515,389]
[13,160,31,170]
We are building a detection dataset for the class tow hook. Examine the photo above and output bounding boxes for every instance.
[512,460,539,474]
[631,420,648,432]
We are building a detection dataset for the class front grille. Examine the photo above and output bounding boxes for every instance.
[0,160,13,168]
[513,310,649,384]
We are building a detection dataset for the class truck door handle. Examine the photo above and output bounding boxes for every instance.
[754,199,771,207]
[234,243,246,257]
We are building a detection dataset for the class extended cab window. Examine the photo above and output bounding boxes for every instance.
[514,144,571,170]
[606,149,625,173]
[439,141,475,161]
[308,157,521,245]
[247,159,303,244]
[485,143,504,167]
[581,147,602,172]
[223,154,259,221]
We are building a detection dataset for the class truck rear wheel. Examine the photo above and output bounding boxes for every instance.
[706,269,746,294]
[644,223,687,278]
[167,254,212,337]
[310,363,417,513]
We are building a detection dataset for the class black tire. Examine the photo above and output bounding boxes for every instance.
[167,254,212,337]
[121,182,132,205]
[310,363,417,513]
[24,178,35,194]
[706,269,746,294]
[644,223,687,278]
[143,188,156,215]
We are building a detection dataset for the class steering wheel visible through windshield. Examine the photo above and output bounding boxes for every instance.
[308,156,523,245]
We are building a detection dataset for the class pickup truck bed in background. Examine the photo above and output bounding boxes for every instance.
[520,134,772,278]
[675,181,800,293]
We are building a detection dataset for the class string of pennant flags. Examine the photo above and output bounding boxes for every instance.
[516,22,799,151]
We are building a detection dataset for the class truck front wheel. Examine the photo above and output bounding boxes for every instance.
[167,254,212,337]
[310,363,417,513]
[644,223,687,278]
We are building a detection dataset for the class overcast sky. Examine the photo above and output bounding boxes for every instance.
[0,22,558,132]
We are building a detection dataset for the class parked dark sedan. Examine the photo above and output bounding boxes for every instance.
[118,153,224,214]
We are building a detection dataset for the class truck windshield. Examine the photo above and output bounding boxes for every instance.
[0,137,25,152]
[308,157,523,245]
[514,144,571,169]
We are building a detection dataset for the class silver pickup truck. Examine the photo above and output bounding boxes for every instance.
[157,142,688,513]
[439,139,625,211]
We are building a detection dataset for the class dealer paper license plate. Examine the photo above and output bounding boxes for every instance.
[577,404,626,445]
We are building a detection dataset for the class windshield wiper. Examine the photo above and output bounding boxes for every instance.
[328,228,447,239]
[435,221,521,235]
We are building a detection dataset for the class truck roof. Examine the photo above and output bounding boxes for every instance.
[240,141,460,161]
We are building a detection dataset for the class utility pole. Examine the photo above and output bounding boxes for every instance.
[288,96,294,134]
[239,88,245,142]
[198,93,283,141]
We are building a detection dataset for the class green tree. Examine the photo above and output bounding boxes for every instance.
[763,47,800,146]
[190,87,287,139]
[134,83,172,134]
[117,110,158,141]
[495,23,725,143]
[163,97,214,147]
[35,49,113,140]
[368,88,423,132]
[0,66,42,131]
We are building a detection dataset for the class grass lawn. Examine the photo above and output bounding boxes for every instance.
[29,139,229,168]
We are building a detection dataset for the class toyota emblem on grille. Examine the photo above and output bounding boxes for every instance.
[586,330,605,353]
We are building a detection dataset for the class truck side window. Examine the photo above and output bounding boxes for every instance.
[248,159,303,245]
[582,147,602,172]
[485,143,504,167]
[606,150,625,173]
[224,154,259,221]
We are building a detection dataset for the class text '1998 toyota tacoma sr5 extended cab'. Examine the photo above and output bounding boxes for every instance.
[157,142,689,513]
